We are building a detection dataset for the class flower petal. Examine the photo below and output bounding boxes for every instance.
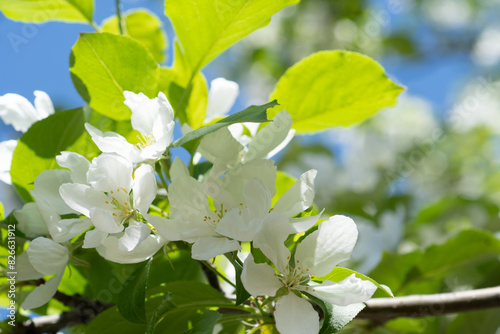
[308,274,377,306]
[21,270,65,310]
[59,183,109,217]
[90,207,124,233]
[96,234,165,264]
[14,202,49,238]
[133,164,156,213]
[241,254,282,297]
[273,169,317,217]
[33,90,55,119]
[26,237,69,275]
[206,78,239,122]
[0,139,17,184]
[16,251,44,281]
[48,217,92,243]
[83,228,109,248]
[85,123,141,163]
[56,151,90,184]
[118,223,152,251]
[274,293,319,334]
[87,153,133,192]
[294,215,358,277]
[191,236,240,260]
[244,110,293,162]
[198,127,244,167]
[0,93,38,132]
[170,157,190,181]
[32,169,74,214]
[168,176,209,221]
[145,214,186,241]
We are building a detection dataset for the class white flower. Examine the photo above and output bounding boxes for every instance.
[59,153,164,263]
[0,91,55,184]
[85,91,175,163]
[205,78,240,123]
[242,215,377,334]
[149,158,319,260]
[16,237,69,310]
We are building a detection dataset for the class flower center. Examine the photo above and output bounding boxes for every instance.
[136,133,155,149]
[203,205,228,229]
[105,188,135,225]
[277,259,312,292]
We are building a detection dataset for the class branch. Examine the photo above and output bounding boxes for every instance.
[358,286,500,321]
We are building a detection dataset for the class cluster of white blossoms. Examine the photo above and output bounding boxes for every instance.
[6,79,378,334]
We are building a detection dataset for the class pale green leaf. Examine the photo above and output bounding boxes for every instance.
[101,9,167,63]
[10,108,85,202]
[0,0,93,23]
[0,202,3,220]
[165,0,299,72]
[70,32,159,121]
[315,267,393,297]
[169,100,276,149]
[269,51,404,133]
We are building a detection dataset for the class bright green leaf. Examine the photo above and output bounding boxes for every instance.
[165,0,299,73]
[10,108,85,202]
[101,9,167,63]
[0,202,3,221]
[117,259,152,324]
[269,51,404,134]
[70,32,159,121]
[315,267,393,297]
[169,100,276,149]
[0,0,93,23]
[273,171,296,206]
[183,310,222,334]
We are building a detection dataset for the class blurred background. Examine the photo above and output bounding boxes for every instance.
[1,0,500,332]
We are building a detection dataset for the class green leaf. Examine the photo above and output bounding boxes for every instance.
[169,100,276,149]
[446,309,500,334]
[307,293,365,334]
[315,267,393,297]
[273,171,296,206]
[0,202,3,221]
[101,9,167,63]
[0,0,93,23]
[269,51,404,134]
[164,0,299,73]
[10,108,85,202]
[146,293,176,334]
[70,32,159,121]
[183,310,222,334]
[159,42,208,129]
[233,260,251,306]
[117,259,152,324]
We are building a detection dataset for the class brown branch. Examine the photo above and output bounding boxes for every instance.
[358,286,500,321]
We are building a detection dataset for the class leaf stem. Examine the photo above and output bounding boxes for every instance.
[115,0,125,35]
[201,261,237,288]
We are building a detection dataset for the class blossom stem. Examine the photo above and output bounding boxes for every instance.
[201,261,237,288]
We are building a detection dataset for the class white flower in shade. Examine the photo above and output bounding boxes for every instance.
[197,110,295,168]
[59,153,164,263]
[242,216,377,334]
[148,158,319,261]
[85,91,174,163]
[16,237,69,310]
[0,91,55,184]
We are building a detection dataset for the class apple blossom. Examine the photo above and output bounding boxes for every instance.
[242,215,377,334]
[85,91,175,163]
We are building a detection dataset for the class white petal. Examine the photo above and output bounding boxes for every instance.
[16,251,44,281]
[83,228,109,248]
[274,293,319,334]
[206,78,239,122]
[241,254,282,297]
[0,139,17,184]
[308,275,377,306]
[170,157,190,181]
[273,169,317,217]
[294,215,358,277]
[90,207,124,233]
[0,93,38,132]
[56,151,90,184]
[59,183,108,217]
[266,129,295,159]
[26,237,69,275]
[145,214,185,241]
[32,169,74,214]
[288,210,324,234]
[244,110,293,162]
[21,270,64,310]
[49,217,92,243]
[87,153,133,192]
[198,127,243,166]
[133,164,156,213]
[14,202,49,237]
[85,123,141,163]
[33,90,55,119]
[118,223,152,251]
[191,236,240,260]
[168,176,209,221]
[96,234,165,264]
[252,213,292,273]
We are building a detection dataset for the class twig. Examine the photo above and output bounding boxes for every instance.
[358,286,500,321]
